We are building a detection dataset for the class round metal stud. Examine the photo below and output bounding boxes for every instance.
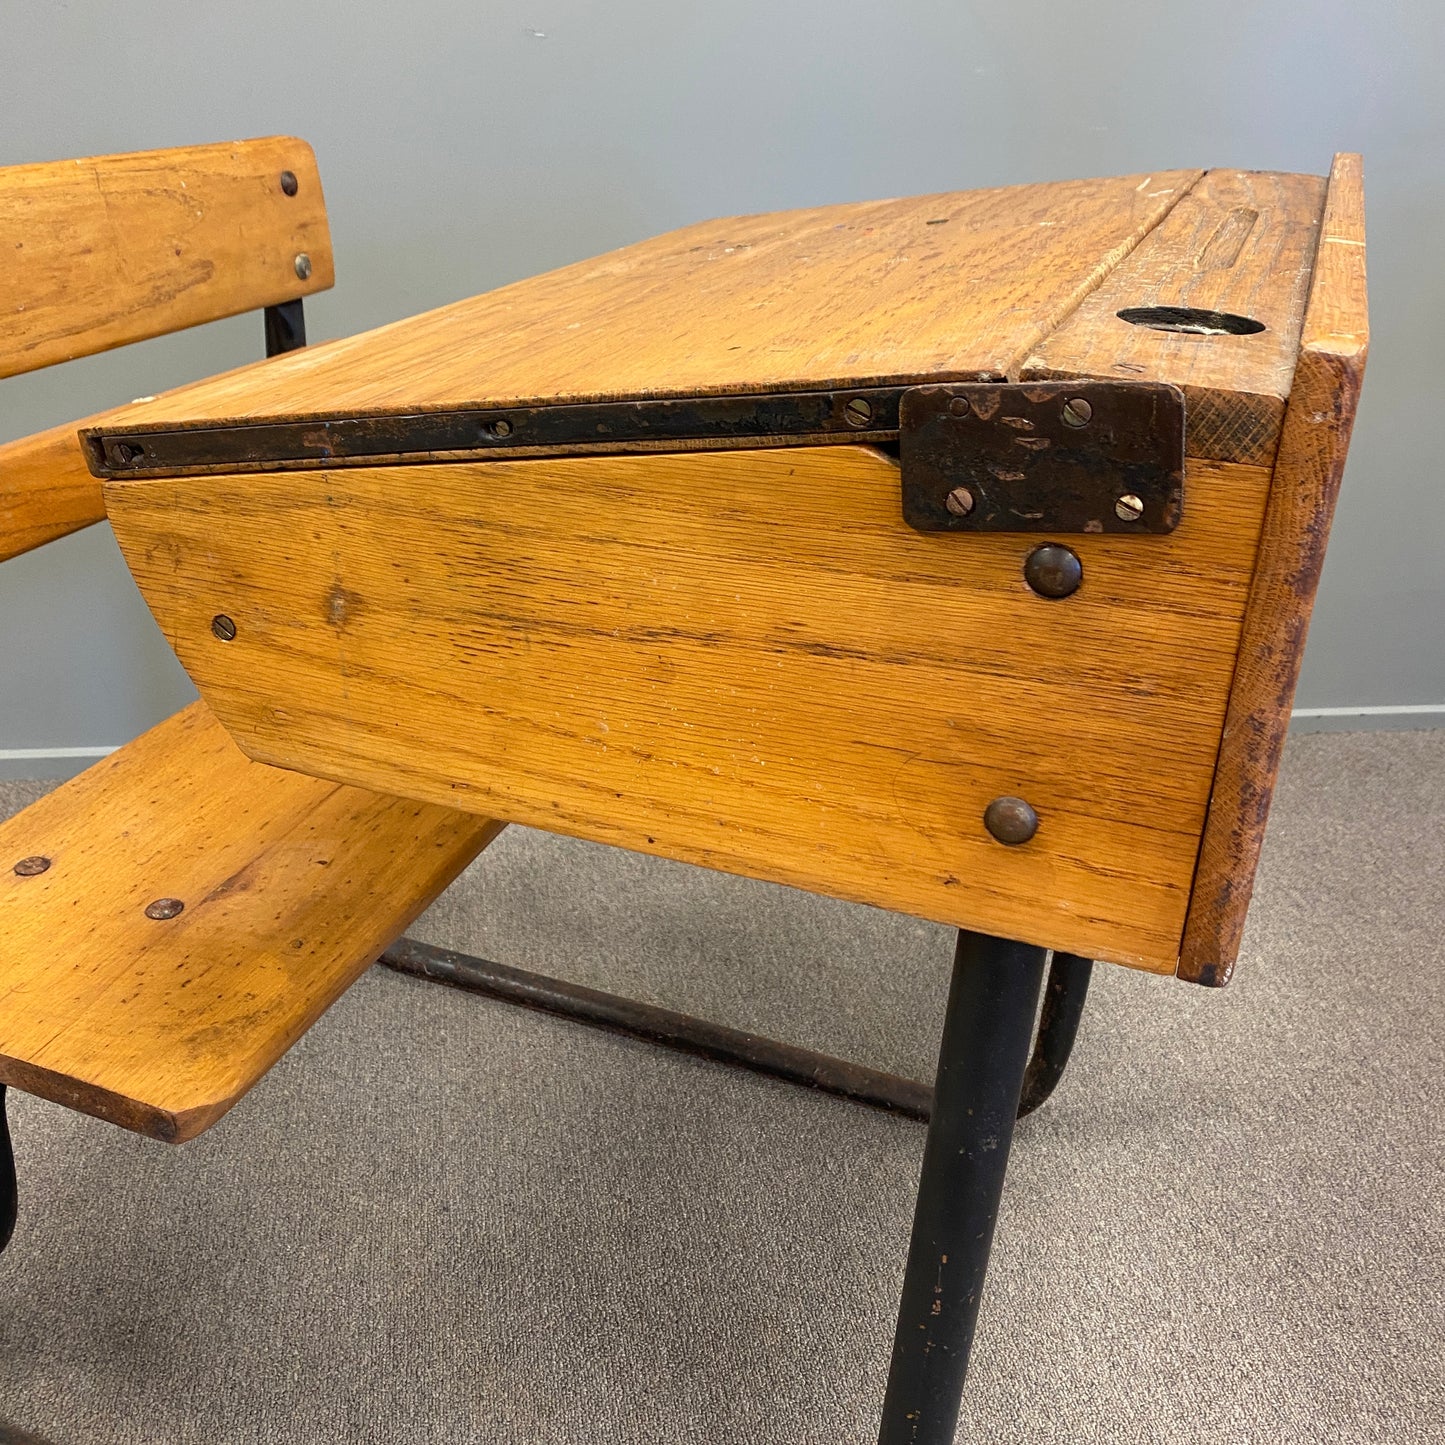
[1023,544,1083,599]
[984,796,1039,846]
[294,253,312,280]
[1061,397,1093,427]
[279,170,299,197]
[211,614,237,641]
[144,898,186,921]
[948,395,971,418]
[945,486,975,517]
[13,856,51,877]
[844,397,874,427]
[1115,493,1145,522]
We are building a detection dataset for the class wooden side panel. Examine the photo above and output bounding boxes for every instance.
[0,136,333,379]
[0,703,501,1141]
[106,446,1273,973]
[1024,169,1326,465]
[99,171,1201,433]
[1180,155,1369,984]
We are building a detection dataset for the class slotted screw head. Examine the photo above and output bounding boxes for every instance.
[984,796,1039,845]
[945,487,975,517]
[144,898,186,921]
[844,397,874,427]
[279,170,299,196]
[294,253,312,280]
[1061,397,1093,427]
[13,856,51,877]
[211,614,237,641]
[1115,493,1145,522]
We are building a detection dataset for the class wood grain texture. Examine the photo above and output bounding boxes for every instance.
[1024,169,1327,465]
[0,136,332,380]
[106,446,1272,973]
[0,351,291,563]
[0,415,106,561]
[99,171,1200,438]
[0,703,501,1141]
[1179,156,1368,985]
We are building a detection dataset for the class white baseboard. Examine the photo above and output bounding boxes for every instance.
[1,705,1441,782]
[1289,704,1445,733]
[0,745,118,782]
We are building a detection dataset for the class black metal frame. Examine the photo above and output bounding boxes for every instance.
[379,936,1091,1123]
[384,927,1087,1442]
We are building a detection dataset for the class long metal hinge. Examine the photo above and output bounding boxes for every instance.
[87,379,1184,535]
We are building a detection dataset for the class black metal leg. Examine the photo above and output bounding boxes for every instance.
[1,1083,16,1255]
[876,930,1047,1445]
[1018,951,1094,1118]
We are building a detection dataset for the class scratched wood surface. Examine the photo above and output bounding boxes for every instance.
[0,703,501,1141]
[1024,168,1327,466]
[106,445,1273,973]
[1180,154,1368,984]
[0,136,332,380]
[97,170,1200,438]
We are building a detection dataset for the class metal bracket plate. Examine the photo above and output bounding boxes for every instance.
[898,381,1185,534]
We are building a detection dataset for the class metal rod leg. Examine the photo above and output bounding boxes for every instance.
[1,1083,16,1255]
[876,930,1047,1445]
[1017,951,1094,1118]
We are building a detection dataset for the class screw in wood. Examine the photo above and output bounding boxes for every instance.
[13,856,51,877]
[144,898,186,921]
[984,796,1040,845]
[279,170,299,196]
[1115,493,1145,522]
[945,487,975,517]
[1061,397,1093,427]
[294,253,312,280]
[1023,543,1083,599]
[211,614,237,642]
[844,397,874,427]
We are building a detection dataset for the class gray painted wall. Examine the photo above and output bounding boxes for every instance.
[3,0,1440,775]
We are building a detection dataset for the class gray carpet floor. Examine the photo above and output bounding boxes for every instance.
[0,728,1442,1444]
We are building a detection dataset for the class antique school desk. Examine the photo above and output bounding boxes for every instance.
[1,151,1366,1442]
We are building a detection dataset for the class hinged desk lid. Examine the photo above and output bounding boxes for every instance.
[86,167,1324,479]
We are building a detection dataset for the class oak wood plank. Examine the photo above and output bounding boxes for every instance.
[1023,169,1327,465]
[106,446,1272,973]
[97,171,1200,437]
[0,703,501,1140]
[0,137,333,380]
[0,352,292,563]
[1179,155,1368,984]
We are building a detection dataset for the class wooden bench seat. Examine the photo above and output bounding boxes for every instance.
[0,703,501,1142]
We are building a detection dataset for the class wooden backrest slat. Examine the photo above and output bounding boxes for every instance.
[0,135,332,380]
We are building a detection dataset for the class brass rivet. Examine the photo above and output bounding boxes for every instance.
[294,253,312,280]
[279,170,299,197]
[145,898,185,921]
[211,614,237,641]
[13,856,51,877]
[945,487,975,517]
[1023,544,1083,599]
[948,396,971,418]
[984,797,1039,845]
[1115,493,1145,522]
[844,397,874,427]
[1061,397,1093,427]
